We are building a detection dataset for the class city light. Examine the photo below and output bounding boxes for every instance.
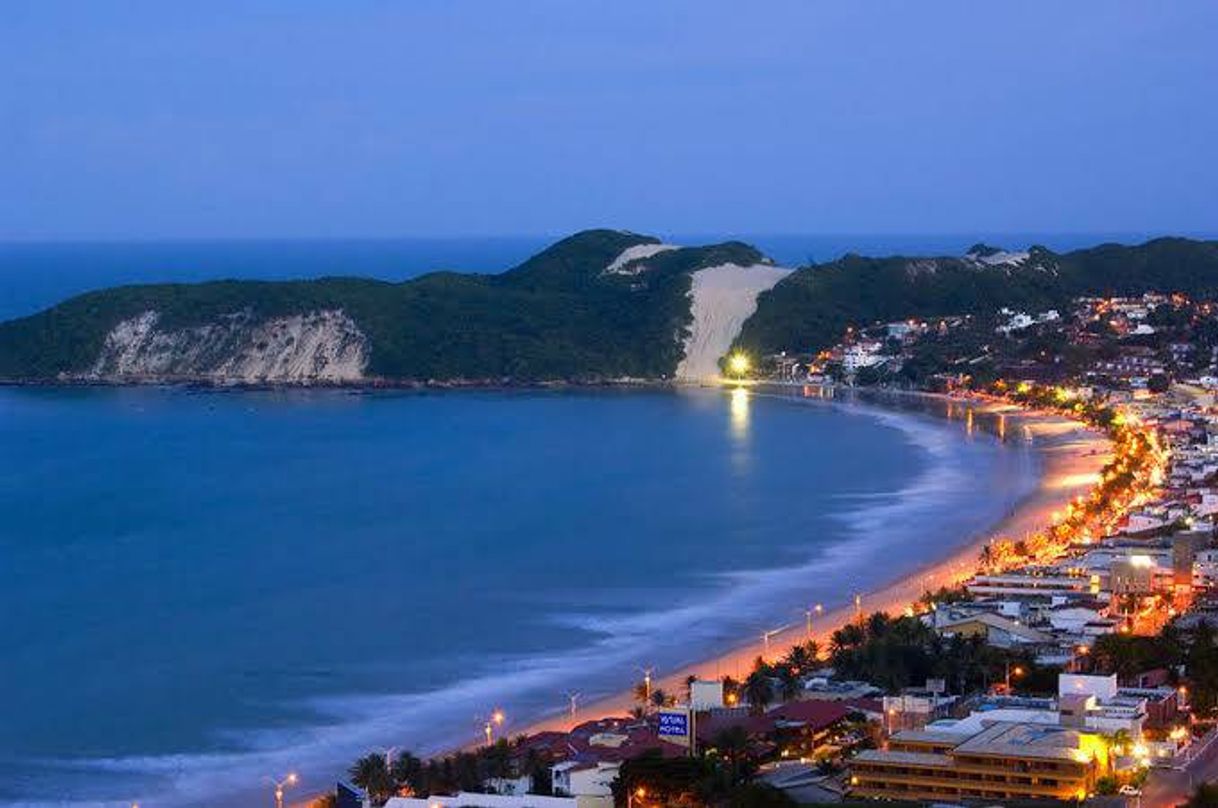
[727,352,750,377]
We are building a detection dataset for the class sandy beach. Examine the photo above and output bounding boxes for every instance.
[514,389,1111,737]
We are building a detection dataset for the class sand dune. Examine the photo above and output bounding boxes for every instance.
[676,263,792,380]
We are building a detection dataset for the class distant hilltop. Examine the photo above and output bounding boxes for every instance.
[0,230,1216,386]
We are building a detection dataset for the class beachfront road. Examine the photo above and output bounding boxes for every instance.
[1141,729,1218,808]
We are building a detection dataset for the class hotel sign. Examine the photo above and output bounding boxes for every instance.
[657,709,691,746]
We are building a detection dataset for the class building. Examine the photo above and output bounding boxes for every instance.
[966,572,1096,599]
[850,722,1109,802]
[551,761,619,800]
[935,611,1054,649]
[386,796,600,808]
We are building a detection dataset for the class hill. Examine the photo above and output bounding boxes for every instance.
[735,237,1218,356]
[4,233,1218,386]
[0,230,766,383]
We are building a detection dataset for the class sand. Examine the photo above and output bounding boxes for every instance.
[675,264,793,381]
[514,394,1110,736]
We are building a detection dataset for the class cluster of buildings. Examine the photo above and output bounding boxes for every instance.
[849,373,1218,802]
[853,672,1189,803]
[350,296,1218,808]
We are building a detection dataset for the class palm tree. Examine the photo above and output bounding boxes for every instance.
[391,751,425,796]
[650,687,671,708]
[744,669,772,715]
[831,623,865,655]
[783,645,810,673]
[632,680,651,709]
[776,665,801,703]
[350,752,395,804]
[684,674,698,701]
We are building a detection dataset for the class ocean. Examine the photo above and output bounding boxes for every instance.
[0,385,1038,806]
[0,237,1057,806]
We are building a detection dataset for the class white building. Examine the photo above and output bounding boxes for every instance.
[551,761,619,800]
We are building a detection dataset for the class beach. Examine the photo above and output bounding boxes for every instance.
[512,388,1110,738]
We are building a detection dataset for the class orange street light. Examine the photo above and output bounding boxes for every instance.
[272,773,298,808]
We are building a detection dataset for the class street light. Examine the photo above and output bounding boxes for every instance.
[484,709,506,745]
[272,773,298,808]
[638,666,654,705]
[1005,662,1024,692]
[628,786,647,808]
[727,353,750,378]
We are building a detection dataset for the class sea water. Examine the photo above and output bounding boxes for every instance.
[0,385,1037,806]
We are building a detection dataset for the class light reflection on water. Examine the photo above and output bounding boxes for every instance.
[729,386,750,440]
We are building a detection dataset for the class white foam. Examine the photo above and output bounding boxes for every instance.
[24,395,1035,808]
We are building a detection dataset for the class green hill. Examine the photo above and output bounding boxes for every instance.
[0,229,765,382]
[736,237,1218,356]
[3,231,1217,385]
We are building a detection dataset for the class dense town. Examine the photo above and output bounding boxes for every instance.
[324,294,1218,808]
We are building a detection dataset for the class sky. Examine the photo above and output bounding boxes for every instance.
[2,1,1216,240]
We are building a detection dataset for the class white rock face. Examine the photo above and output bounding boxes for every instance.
[90,309,368,383]
[676,263,792,381]
[604,243,679,275]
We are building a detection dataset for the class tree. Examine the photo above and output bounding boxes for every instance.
[350,753,396,805]
[783,644,811,673]
[390,751,425,796]
[775,665,801,702]
[709,726,753,786]
[744,669,773,715]
[830,623,865,654]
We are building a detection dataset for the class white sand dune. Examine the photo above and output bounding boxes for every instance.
[604,242,678,274]
[676,263,792,380]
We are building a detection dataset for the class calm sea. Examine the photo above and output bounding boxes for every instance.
[0,385,1038,807]
[0,237,1057,806]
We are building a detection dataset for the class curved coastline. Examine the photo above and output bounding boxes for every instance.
[509,383,1110,739]
[0,385,1108,808]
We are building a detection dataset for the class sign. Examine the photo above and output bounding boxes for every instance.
[657,708,691,746]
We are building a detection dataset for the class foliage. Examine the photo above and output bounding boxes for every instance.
[738,238,1218,356]
[0,230,764,382]
[828,612,1024,693]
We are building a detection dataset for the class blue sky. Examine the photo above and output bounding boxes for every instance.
[2,1,1216,240]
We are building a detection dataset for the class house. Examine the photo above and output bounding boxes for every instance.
[935,611,1053,649]
[385,795,589,808]
[550,761,619,799]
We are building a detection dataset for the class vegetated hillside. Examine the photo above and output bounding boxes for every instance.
[736,238,1218,356]
[0,229,766,382]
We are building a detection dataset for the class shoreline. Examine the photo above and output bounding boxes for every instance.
[506,385,1110,740]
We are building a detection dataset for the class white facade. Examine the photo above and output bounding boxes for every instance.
[690,679,724,710]
[385,795,583,808]
[1059,674,1119,701]
[552,761,619,799]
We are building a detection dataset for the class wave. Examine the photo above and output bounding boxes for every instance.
[10,395,1037,808]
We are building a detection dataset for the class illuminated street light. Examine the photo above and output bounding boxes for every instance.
[484,709,506,745]
[727,352,750,378]
[271,773,298,808]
